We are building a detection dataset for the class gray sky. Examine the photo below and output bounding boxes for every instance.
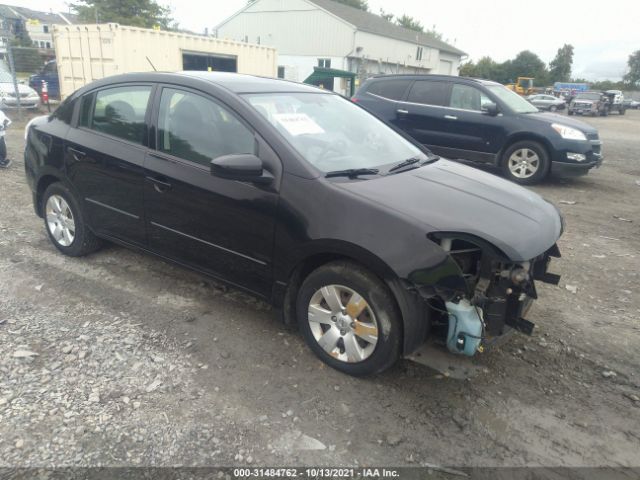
[18,0,640,80]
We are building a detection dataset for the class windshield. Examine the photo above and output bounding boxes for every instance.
[243,92,424,173]
[576,92,601,101]
[486,85,538,113]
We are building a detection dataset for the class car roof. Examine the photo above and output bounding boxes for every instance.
[177,71,323,93]
[72,71,326,96]
[366,74,502,87]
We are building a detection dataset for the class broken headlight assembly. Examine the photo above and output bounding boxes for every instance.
[423,234,561,356]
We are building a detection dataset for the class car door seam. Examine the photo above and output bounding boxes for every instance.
[85,197,140,219]
[149,221,267,266]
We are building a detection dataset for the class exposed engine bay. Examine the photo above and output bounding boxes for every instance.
[427,236,561,356]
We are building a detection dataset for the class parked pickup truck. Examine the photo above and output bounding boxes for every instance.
[603,90,626,115]
[568,91,609,116]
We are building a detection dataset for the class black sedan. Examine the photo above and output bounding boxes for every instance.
[24,72,563,376]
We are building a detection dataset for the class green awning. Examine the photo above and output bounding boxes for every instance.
[304,67,357,96]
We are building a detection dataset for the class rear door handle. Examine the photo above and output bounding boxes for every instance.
[145,175,172,193]
[444,115,458,120]
[397,109,409,115]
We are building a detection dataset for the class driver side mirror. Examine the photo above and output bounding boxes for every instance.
[482,102,499,116]
[210,154,273,184]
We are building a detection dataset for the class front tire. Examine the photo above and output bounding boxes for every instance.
[296,261,401,376]
[43,183,102,256]
[501,140,550,185]
[550,105,557,112]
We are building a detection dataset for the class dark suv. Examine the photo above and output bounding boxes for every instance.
[353,75,603,184]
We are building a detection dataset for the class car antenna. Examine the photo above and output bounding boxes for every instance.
[146,56,157,71]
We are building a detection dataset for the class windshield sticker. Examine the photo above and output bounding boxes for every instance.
[273,113,325,136]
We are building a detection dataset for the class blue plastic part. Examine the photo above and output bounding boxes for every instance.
[445,300,483,356]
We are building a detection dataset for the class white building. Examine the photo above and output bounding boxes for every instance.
[0,4,76,60]
[215,0,466,95]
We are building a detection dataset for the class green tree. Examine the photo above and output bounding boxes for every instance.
[591,80,626,90]
[331,0,369,11]
[396,14,423,32]
[10,27,34,47]
[10,47,43,73]
[460,57,515,83]
[423,25,443,41]
[379,8,394,22]
[548,44,574,83]
[624,50,640,87]
[71,0,174,29]
[508,50,548,85]
[459,60,476,77]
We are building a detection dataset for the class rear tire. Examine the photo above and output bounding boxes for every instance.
[296,261,401,376]
[42,183,102,257]
[501,140,550,185]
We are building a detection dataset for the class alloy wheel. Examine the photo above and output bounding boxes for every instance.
[45,194,76,247]
[508,148,540,179]
[307,285,379,363]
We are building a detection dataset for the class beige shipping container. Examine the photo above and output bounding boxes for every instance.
[53,23,278,98]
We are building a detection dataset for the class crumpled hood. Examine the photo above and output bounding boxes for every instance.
[339,159,562,261]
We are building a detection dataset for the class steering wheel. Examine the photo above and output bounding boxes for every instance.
[297,134,347,162]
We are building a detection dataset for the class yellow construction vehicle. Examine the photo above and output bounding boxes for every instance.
[506,77,535,95]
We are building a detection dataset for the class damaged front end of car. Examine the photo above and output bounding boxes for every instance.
[411,233,562,357]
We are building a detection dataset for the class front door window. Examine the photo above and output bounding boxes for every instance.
[157,88,255,166]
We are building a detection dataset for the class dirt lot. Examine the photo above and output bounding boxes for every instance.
[0,109,639,469]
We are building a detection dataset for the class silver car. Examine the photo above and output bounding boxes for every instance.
[526,94,566,112]
[0,71,41,109]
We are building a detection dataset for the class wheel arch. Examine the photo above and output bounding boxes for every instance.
[498,133,553,164]
[278,241,422,355]
[35,173,65,217]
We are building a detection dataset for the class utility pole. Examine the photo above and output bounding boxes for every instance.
[7,47,22,121]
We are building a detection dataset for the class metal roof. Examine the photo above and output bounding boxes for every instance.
[0,4,77,24]
[309,0,465,57]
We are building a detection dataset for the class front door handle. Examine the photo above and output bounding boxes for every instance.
[145,175,172,193]
[68,147,86,161]
[444,115,458,120]
[397,109,409,115]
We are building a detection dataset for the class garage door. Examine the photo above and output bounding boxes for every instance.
[439,60,453,75]
[182,52,237,72]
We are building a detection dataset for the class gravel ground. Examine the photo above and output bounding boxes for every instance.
[0,109,639,468]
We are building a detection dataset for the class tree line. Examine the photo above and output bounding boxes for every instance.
[460,46,639,90]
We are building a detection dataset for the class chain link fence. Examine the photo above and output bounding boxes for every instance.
[3,46,53,119]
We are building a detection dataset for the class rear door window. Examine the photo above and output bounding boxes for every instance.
[366,79,412,100]
[406,80,449,106]
[89,85,152,145]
